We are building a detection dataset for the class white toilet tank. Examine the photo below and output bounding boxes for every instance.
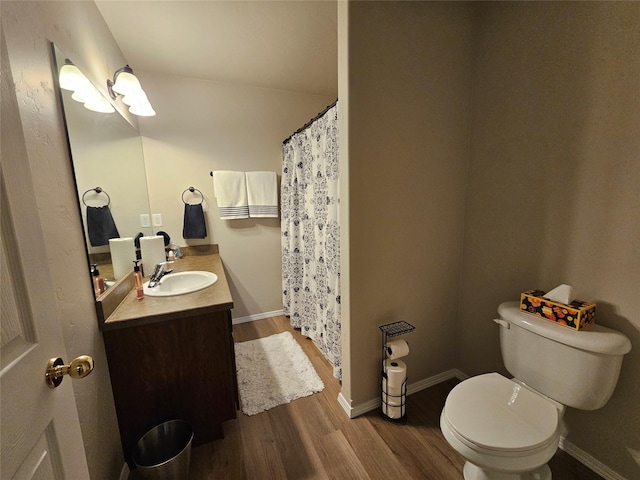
[497,301,631,410]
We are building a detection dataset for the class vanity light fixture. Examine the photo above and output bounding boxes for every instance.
[106,65,156,117]
[58,59,115,114]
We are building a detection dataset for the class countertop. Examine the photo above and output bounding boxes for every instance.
[101,253,234,331]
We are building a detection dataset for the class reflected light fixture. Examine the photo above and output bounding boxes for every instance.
[107,65,156,116]
[58,59,115,114]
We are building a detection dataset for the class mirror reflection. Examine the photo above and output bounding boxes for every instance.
[53,45,153,297]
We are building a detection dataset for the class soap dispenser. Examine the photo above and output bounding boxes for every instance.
[92,264,105,296]
[133,260,144,300]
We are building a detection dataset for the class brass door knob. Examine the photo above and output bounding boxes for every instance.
[45,355,94,388]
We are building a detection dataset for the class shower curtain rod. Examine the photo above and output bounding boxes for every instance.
[282,99,338,145]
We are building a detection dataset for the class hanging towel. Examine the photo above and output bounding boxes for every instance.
[246,171,278,218]
[212,170,249,219]
[86,205,120,246]
[182,204,208,239]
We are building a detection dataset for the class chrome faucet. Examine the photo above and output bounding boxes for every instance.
[148,262,173,288]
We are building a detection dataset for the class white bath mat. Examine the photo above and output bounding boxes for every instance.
[235,331,325,416]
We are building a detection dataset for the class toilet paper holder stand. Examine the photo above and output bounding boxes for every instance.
[379,320,415,423]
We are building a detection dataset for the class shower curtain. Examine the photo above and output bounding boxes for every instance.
[281,102,341,379]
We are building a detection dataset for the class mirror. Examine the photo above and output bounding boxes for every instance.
[53,44,153,297]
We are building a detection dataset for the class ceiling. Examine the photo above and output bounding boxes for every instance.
[95,0,338,98]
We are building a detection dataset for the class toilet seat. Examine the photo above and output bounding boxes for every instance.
[443,373,559,454]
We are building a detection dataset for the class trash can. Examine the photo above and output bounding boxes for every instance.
[133,420,194,480]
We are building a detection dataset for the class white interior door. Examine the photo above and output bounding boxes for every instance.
[0,30,90,479]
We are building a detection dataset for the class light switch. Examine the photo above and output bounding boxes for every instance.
[152,213,163,227]
[140,214,151,228]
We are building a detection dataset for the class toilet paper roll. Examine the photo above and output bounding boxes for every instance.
[382,359,407,419]
[140,235,166,276]
[382,378,404,405]
[382,402,404,419]
[385,339,410,360]
[109,237,136,281]
[382,359,407,400]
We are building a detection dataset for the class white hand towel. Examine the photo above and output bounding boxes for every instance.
[212,170,249,219]
[246,171,278,218]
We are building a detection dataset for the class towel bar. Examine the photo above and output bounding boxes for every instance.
[182,186,204,205]
[82,187,110,206]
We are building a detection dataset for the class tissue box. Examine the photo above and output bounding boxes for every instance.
[520,289,596,330]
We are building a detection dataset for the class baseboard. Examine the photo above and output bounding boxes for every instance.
[337,392,355,418]
[337,368,466,419]
[559,437,627,480]
[346,395,380,419]
[232,309,284,325]
[407,368,467,395]
[119,463,130,480]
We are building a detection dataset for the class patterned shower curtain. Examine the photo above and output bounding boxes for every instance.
[281,102,341,379]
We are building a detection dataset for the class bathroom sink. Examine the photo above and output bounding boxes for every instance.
[143,271,218,297]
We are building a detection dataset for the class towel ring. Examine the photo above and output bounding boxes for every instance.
[82,187,110,207]
[182,186,204,205]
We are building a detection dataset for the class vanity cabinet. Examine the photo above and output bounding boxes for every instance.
[98,251,237,465]
[103,310,237,464]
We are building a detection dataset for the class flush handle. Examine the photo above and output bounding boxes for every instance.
[493,318,510,329]
[45,355,94,388]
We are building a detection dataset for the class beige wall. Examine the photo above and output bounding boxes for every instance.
[342,1,477,406]
[137,73,335,319]
[458,3,640,478]
[337,0,352,405]
[344,1,638,477]
[1,2,127,479]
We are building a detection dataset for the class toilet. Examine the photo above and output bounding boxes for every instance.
[440,301,631,480]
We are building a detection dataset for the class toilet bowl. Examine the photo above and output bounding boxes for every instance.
[440,373,562,480]
[439,301,631,480]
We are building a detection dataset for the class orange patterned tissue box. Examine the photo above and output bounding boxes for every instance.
[520,289,596,330]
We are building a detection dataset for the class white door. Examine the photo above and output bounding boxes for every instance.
[0,33,90,479]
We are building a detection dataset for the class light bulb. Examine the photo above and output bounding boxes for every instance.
[111,71,142,96]
[84,95,116,113]
[124,90,156,116]
[59,62,87,91]
[129,101,156,117]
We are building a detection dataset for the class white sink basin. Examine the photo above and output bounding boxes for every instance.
[143,271,218,297]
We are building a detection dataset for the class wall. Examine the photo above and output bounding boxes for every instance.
[336,0,352,404]
[341,1,476,407]
[137,73,335,319]
[343,1,639,476]
[1,2,128,478]
[458,2,640,478]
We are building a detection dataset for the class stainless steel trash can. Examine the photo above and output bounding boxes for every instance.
[133,420,193,480]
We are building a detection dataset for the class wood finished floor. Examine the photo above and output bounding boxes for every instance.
[185,316,603,479]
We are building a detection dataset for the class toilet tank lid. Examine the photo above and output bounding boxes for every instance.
[498,302,631,355]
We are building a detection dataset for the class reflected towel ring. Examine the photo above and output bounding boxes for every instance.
[82,187,111,207]
[182,186,204,205]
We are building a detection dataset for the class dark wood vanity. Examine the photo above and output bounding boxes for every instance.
[98,247,237,466]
